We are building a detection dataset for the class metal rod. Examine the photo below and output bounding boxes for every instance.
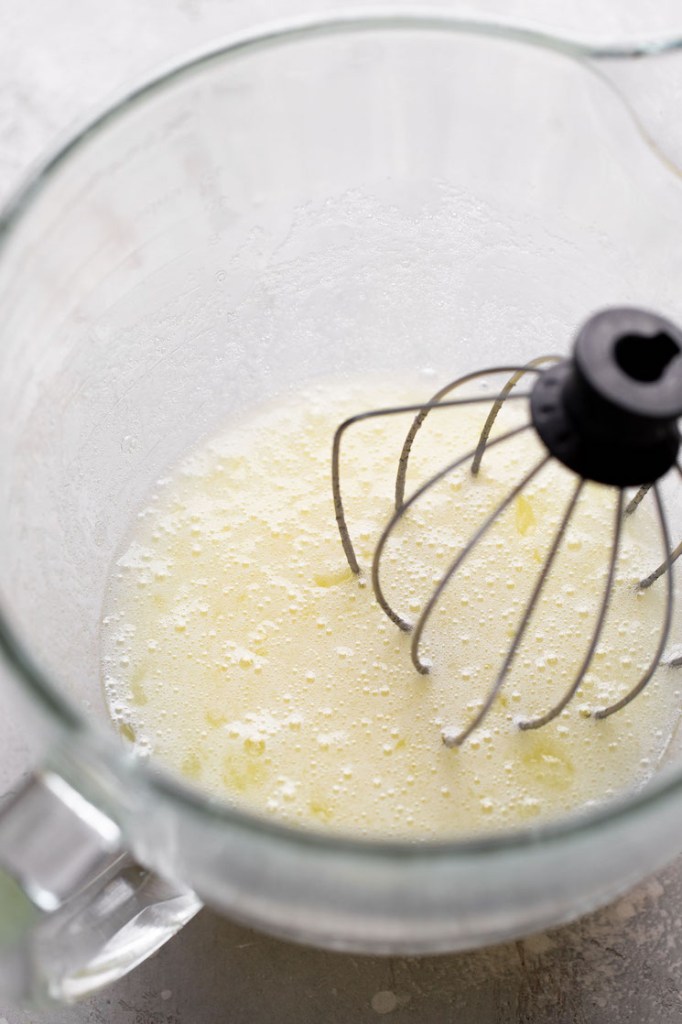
[332,393,531,577]
[637,463,682,586]
[595,483,673,719]
[371,423,532,631]
[639,538,682,589]
[625,483,652,516]
[519,488,623,731]
[471,356,562,477]
[410,453,551,677]
[393,363,548,511]
[443,474,583,747]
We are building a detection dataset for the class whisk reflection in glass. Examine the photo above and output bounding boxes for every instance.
[332,308,682,746]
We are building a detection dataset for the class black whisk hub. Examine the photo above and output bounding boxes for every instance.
[531,308,682,487]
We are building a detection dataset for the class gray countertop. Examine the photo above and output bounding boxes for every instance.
[4,1,682,1021]
[13,863,682,1024]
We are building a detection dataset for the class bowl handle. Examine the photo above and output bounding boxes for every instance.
[0,770,201,1004]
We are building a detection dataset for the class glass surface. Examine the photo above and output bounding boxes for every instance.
[3,15,682,952]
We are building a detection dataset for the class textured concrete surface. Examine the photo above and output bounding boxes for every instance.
[12,868,682,1024]
[4,1,682,1021]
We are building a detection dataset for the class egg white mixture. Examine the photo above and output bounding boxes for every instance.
[101,379,678,837]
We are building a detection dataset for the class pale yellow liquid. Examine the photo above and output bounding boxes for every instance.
[102,379,680,838]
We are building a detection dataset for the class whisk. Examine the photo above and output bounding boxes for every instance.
[332,308,682,746]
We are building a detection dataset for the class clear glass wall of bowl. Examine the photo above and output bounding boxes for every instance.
[2,20,682,960]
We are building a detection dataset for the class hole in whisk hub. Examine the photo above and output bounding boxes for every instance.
[615,331,680,383]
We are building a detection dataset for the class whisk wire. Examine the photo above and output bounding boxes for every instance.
[470,356,562,477]
[332,393,532,578]
[639,538,682,590]
[410,453,551,677]
[519,488,624,731]
[394,363,549,510]
[595,482,674,719]
[443,473,582,747]
[625,483,652,517]
[372,423,532,632]
[623,471,681,588]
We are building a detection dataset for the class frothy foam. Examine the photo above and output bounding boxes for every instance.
[101,379,680,838]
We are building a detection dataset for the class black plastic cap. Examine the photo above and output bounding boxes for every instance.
[531,308,682,487]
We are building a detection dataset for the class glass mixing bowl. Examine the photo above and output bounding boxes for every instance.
[2,11,682,1003]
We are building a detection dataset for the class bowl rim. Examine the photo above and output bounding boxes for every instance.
[2,8,682,858]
